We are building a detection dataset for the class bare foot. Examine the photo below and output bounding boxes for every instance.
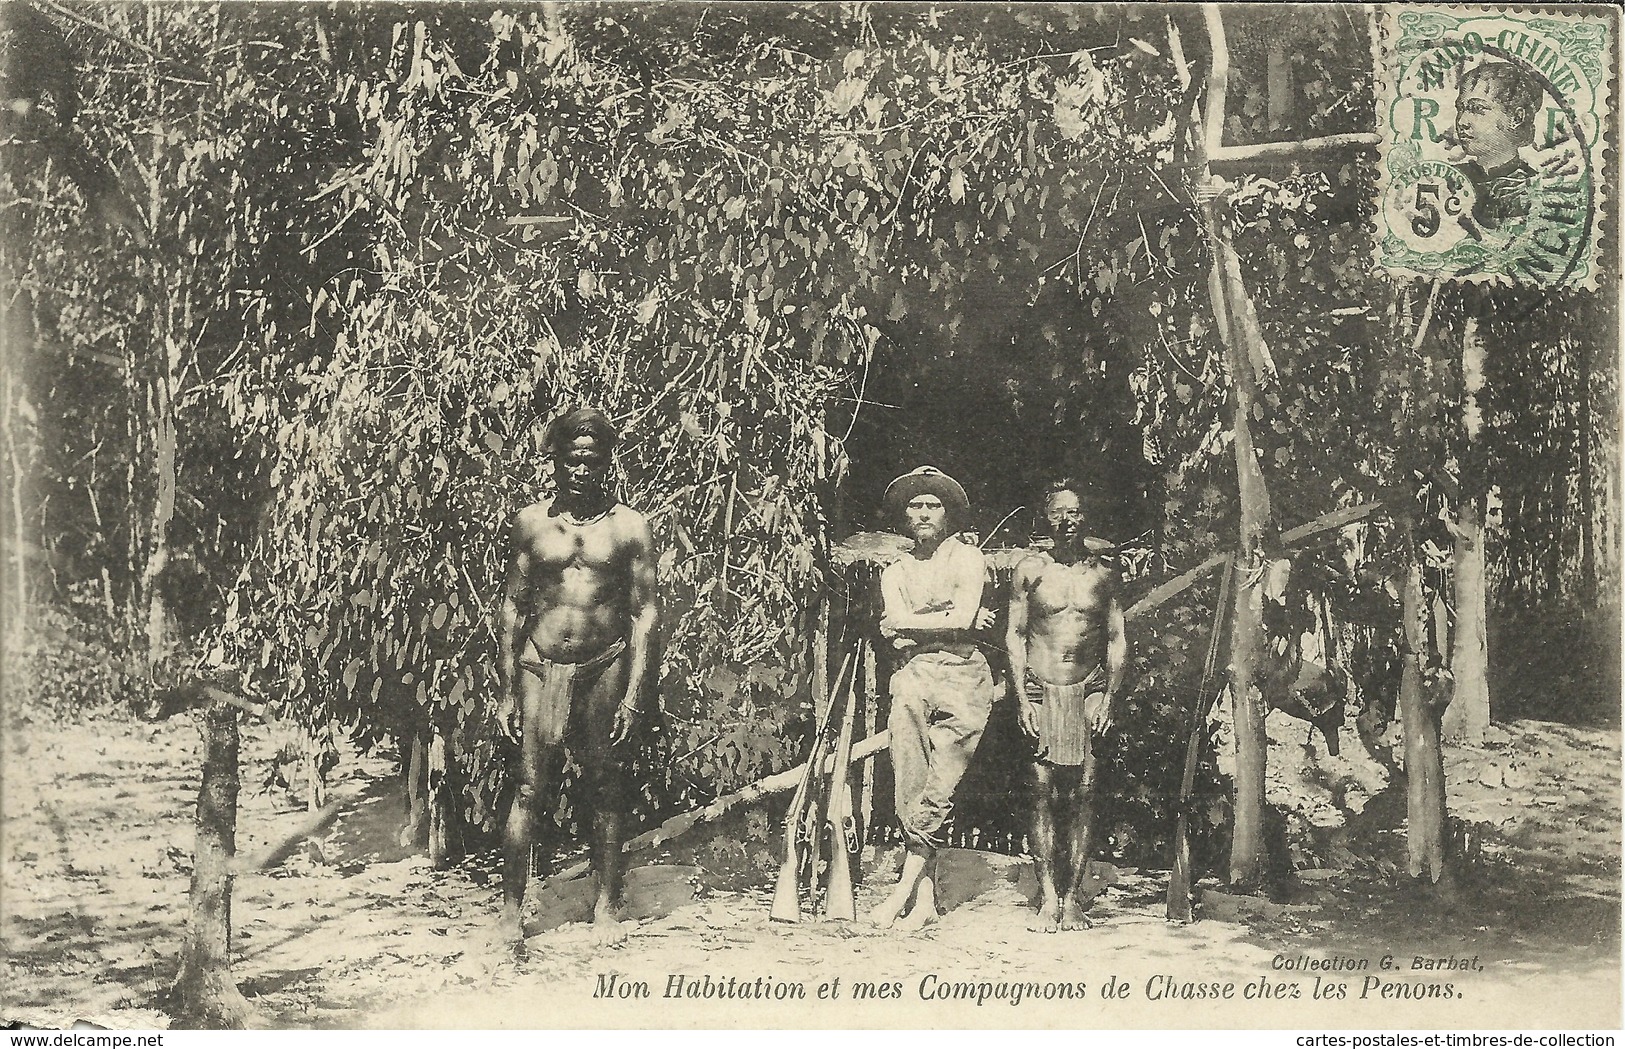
[1028,897,1061,933]
[867,898,903,930]
[499,904,526,950]
[592,919,629,946]
[1059,900,1094,930]
[894,902,938,932]
[592,906,630,946]
[868,883,914,930]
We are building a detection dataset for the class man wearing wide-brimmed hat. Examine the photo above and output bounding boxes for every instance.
[869,466,995,931]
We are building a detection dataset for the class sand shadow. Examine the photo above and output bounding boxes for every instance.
[935,848,1036,913]
[526,863,703,934]
[321,774,418,867]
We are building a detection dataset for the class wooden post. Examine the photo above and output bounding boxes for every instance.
[1398,514,1450,884]
[1195,4,1276,891]
[1444,317,1490,744]
[399,721,429,848]
[173,699,253,1028]
[427,713,464,868]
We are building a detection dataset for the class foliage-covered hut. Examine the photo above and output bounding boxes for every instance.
[227,1,1243,861]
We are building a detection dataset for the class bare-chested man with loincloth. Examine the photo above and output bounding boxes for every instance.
[497,407,657,951]
[870,466,996,931]
[1006,478,1127,932]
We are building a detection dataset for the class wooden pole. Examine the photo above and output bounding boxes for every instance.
[1444,317,1490,744]
[173,699,253,1028]
[1398,515,1450,884]
[1197,3,1275,891]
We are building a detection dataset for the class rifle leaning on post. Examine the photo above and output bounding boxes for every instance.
[821,637,868,920]
[1167,554,1237,923]
[771,642,860,923]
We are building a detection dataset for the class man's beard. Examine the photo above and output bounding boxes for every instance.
[911,520,946,544]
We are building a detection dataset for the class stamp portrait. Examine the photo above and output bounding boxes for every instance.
[1376,6,1613,286]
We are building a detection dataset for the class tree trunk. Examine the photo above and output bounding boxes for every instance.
[1443,507,1489,744]
[1443,317,1489,744]
[2,356,28,629]
[400,723,429,848]
[1196,4,1278,890]
[1266,40,1294,132]
[427,716,464,868]
[1399,519,1450,885]
[131,4,178,701]
[1225,562,1271,888]
[1212,240,1276,890]
[138,360,178,667]
[173,699,253,1028]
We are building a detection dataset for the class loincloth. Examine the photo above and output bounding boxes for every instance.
[1027,664,1106,767]
[518,637,627,738]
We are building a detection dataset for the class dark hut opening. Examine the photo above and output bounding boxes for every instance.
[838,297,1158,547]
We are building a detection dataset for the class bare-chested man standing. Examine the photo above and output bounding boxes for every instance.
[1006,478,1127,932]
[870,466,995,931]
[497,407,657,950]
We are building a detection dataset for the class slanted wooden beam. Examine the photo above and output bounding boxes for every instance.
[553,729,894,883]
[1209,133,1381,169]
[1129,500,1383,618]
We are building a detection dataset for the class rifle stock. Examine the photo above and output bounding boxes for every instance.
[822,640,866,920]
[770,644,859,923]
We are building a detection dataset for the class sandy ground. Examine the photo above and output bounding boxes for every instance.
[2,707,1619,1030]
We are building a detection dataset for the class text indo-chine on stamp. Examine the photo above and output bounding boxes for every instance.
[1375,5,1614,288]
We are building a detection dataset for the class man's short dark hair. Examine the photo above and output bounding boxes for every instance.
[1459,60,1542,144]
[547,406,619,456]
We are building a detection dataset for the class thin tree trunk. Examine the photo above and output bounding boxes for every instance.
[2,360,27,627]
[427,715,463,868]
[1444,317,1489,744]
[1198,4,1276,890]
[400,723,429,848]
[140,361,177,663]
[1443,508,1489,744]
[133,4,177,695]
[1399,518,1450,884]
[173,699,253,1028]
[1266,40,1294,132]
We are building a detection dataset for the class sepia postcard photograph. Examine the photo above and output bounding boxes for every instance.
[1,0,1620,1032]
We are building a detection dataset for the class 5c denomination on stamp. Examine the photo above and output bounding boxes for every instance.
[1376,5,1614,287]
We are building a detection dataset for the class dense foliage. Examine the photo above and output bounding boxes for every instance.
[4,2,1615,863]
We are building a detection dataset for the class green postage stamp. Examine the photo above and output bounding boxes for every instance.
[1376,5,1614,287]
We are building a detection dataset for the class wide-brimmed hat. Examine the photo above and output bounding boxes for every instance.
[884,466,970,531]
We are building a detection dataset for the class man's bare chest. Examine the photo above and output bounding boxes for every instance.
[526,514,625,574]
[1031,562,1111,618]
